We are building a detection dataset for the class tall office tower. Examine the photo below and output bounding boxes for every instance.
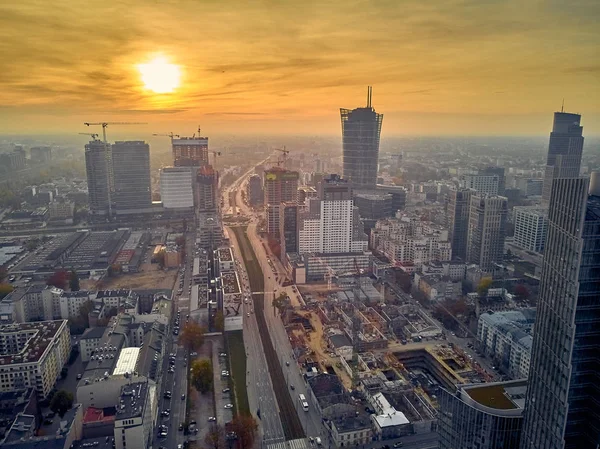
[541,111,584,205]
[482,166,505,195]
[264,167,299,237]
[520,176,600,449]
[196,165,219,212]
[448,189,473,261]
[247,174,264,207]
[298,174,368,254]
[467,194,508,271]
[279,203,299,261]
[85,140,111,216]
[172,135,209,167]
[513,207,548,253]
[111,141,152,214]
[340,86,384,189]
[160,167,194,210]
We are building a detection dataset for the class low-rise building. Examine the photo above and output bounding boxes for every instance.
[79,327,107,362]
[113,381,156,449]
[369,392,411,440]
[330,412,373,447]
[0,320,70,398]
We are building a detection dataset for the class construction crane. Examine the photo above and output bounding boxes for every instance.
[274,146,290,167]
[153,132,180,140]
[83,122,147,217]
[78,133,99,141]
[210,151,222,167]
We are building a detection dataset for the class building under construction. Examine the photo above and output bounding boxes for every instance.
[172,135,209,167]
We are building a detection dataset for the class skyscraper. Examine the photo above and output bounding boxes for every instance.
[448,189,473,261]
[172,135,209,167]
[264,167,299,237]
[196,165,219,212]
[467,194,508,271]
[541,112,584,205]
[340,86,383,189]
[520,176,600,449]
[85,140,111,216]
[160,167,194,210]
[112,141,152,214]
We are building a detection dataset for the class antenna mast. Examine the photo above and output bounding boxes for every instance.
[561,98,565,113]
[367,86,373,108]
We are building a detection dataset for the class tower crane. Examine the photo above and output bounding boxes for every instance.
[153,132,180,141]
[79,133,99,141]
[83,121,147,217]
[210,151,222,167]
[274,146,290,167]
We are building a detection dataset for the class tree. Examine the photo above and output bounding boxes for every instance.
[214,310,224,332]
[204,424,226,449]
[49,390,74,417]
[477,277,493,297]
[179,321,206,351]
[0,283,14,299]
[191,358,213,394]
[273,292,288,314]
[47,270,70,289]
[230,415,258,449]
[69,270,80,291]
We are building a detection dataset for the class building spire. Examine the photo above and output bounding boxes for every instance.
[367,86,372,108]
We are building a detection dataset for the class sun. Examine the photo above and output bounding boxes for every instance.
[138,56,181,94]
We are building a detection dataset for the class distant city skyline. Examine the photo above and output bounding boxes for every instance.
[1,1,599,135]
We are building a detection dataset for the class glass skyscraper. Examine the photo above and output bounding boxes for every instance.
[340,86,383,189]
[520,176,600,449]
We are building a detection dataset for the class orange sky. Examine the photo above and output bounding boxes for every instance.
[0,0,598,135]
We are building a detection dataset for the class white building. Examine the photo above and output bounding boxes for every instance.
[369,392,411,440]
[478,310,536,380]
[59,291,95,319]
[0,320,71,398]
[461,173,500,195]
[160,167,194,209]
[513,206,548,253]
[4,286,65,323]
[79,326,106,362]
[114,381,156,449]
[371,213,452,270]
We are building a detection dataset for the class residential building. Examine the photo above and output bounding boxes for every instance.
[438,380,527,449]
[196,165,218,212]
[298,174,368,254]
[541,112,584,205]
[447,189,473,261]
[30,146,52,163]
[478,310,536,380]
[85,140,111,216]
[513,207,548,253]
[461,171,501,195]
[330,413,373,447]
[279,203,299,262]
[49,199,75,224]
[111,141,152,214]
[160,167,194,210]
[414,273,462,301]
[467,194,508,272]
[520,177,600,449]
[341,86,384,189]
[113,381,156,449]
[59,291,94,320]
[172,135,209,167]
[264,167,299,237]
[369,392,411,440]
[79,327,107,362]
[370,212,452,270]
[0,320,70,398]
[247,174,263,207]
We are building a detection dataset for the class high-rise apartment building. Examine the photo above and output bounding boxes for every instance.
[541,112,584,205]
[298,174,368,254]
[520,176,600,449]
[196,165,218,212]
[172,136,209,167]
[340,86,383,189]
[448,189,473,261]
[112,141,152,214]
[264,167,299,236]
[513,207,548,253]
[247,174,264,207]
[279,203,299,262]
[85,140,111,216]
[467,194,508,271]
[160,167,194,210]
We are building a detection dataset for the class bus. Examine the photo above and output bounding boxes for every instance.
[298,394,309,412]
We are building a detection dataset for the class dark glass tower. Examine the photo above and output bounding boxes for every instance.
[85,140,111,216]
[541,112,584,205]
[340,86,383,189]
[448,189,473,261]
[112,141,152,214]
[520,177,600,449]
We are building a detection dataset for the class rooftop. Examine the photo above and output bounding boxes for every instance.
[116,381,148,420]
[112,347,140,376]
[80,326,107,340]
[83,407,116,424]
[221,271,240,295]
[0,320,67,365]
[217,247,233,261]
[464,379,528,410]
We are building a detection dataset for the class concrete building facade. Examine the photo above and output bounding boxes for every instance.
[467,194,508,272]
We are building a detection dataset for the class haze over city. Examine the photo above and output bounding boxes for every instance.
[1,0,599,135]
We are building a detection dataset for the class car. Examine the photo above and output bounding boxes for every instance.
[290,385,295,390]
[222,388,230,393]
[178,423,184,431]
[208,416,217,422]
[315,437,322,445]
[285,361,290,366]
[161,410,170,417]
[190,351,198,356]
[247,313,250,317]
[158,432,167,438]
[164,391,172,398]
[76,373,82,380]
[178,445,183,449]
[224,403,234,409]
[393,443,403,448]
[181,394,185,400]
[221,370,230,376]
[219,352,227,357]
